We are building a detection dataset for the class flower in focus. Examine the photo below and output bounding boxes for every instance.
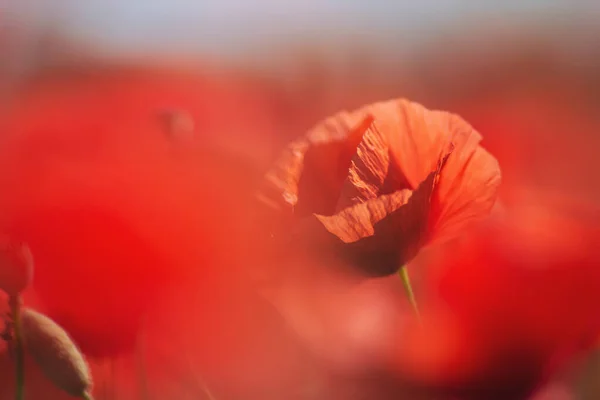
[395,190,600,399]
[256,98,501,277]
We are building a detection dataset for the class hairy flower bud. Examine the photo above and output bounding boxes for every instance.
[20,308,93,398]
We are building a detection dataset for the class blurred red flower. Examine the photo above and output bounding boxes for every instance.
[395,188,600,399]
[0,66,274,359]
[256,98,501,276]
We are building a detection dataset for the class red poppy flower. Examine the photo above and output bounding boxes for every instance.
[256,98,501,277]
[395,189,600,399]
[0,66,273,358]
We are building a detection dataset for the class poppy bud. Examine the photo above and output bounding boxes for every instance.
[158,108,195,142]
[0,236,34,296]
[20,308,93,398]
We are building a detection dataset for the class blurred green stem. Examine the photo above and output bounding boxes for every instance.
[136,325,150,400]
[109,358,116,400]
[9,295,24,400]
[398,266,421,322]
[185,353,216,400]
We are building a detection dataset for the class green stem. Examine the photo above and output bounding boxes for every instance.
[9,295,24,400]
[109,358,116,400]
[136,328,150,400]
[81,391,94,400]
[200,382,217,400]
[398,266,421,322]
[185,353,217,400]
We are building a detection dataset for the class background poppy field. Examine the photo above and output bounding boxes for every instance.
[1,2,599,399]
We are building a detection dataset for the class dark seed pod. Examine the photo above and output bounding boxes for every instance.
[20,308,93,397]
[0,236,34,296]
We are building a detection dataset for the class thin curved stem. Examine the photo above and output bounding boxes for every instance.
[9,295,24,400]
[398,265,421,323]
[136,325,150,400]
[109,358,116,400]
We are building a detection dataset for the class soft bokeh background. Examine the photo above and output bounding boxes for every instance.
[1,1,600,399]
[4,0,600,196]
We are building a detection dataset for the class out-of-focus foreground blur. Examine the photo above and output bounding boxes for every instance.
[1,1,599,400]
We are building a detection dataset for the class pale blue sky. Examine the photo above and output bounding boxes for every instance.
[5,0,600,59]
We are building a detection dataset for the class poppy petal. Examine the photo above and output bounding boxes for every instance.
[383,99,456,190]
[309,151,450,276]
[335,115,388,211]
[430,141,501,243]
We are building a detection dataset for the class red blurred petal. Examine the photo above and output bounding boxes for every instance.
[0,67,272,358]
[395,190,600,397]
